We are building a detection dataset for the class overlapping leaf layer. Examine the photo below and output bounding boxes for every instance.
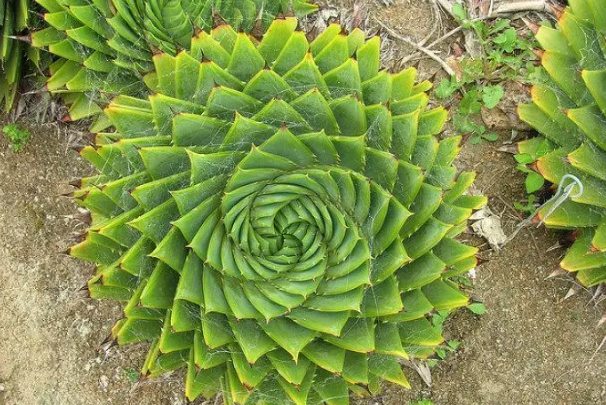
[518,0,606,287]
[70,18,485,404]
[32,0,317,124]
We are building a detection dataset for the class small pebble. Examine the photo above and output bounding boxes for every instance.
[99,375,109,391]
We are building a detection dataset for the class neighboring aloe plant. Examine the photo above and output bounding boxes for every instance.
[69,18,486,404]
[31,0,317,126]
[0,0,29,110]
[517,0,606,287]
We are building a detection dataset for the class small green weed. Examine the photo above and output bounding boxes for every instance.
[433,338,463,362]
[468,302,486,315]
[513,137,553,199]
[410,401,435,405]
[435,4,541,144]
[427,310,465,365]
[424,302,485,367]
[452,274,474,288]
[122,367,140,383]
[3,124,31,152]
[432,310,451,333]
[513,194,537,213]
[514,149,549,193]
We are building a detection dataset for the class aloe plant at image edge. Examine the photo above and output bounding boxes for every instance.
[517,0,606,288]
[0,0,31,110]
[68,17,487,404]
[31,0,317,128]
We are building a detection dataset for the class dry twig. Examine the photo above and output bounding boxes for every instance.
[375,19,455,75]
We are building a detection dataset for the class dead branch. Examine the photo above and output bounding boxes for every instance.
[435,0,555,19]
[493,0,554,16]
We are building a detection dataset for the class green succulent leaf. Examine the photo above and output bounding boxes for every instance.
[481,85,504,109]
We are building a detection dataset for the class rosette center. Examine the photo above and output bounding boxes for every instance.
[221,169,363,285]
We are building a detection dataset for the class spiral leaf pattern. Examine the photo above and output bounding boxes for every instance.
[518,0,606,287]
[70,18,486,404]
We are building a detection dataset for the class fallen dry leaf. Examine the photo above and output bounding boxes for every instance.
[471,206,508,250]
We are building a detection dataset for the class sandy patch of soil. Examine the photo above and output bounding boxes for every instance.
[0,124,186,405]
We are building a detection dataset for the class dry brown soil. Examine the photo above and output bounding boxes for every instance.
[1,1,605,404]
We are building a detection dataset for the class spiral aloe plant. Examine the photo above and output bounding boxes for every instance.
[69,18,485,404]
[31,0,317,125]
[0,0,30,110]
[518,0,606,287]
